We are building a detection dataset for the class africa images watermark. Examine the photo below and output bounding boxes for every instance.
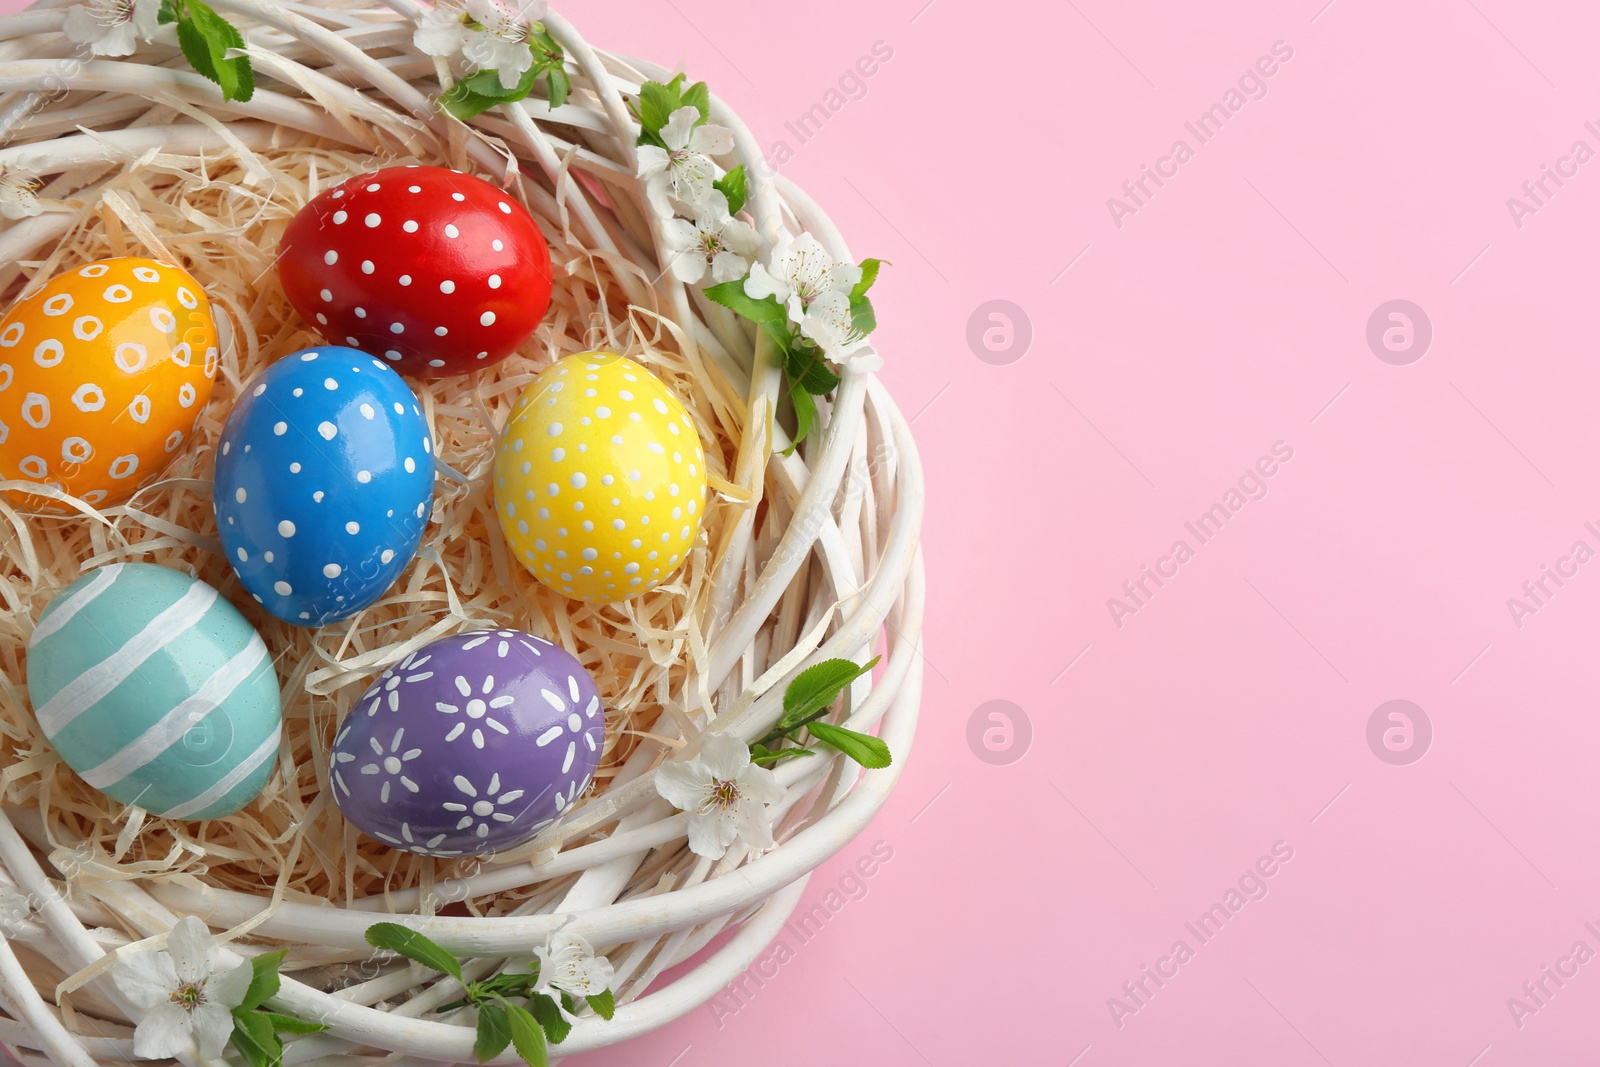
[1505,920,1600,1029]
[1503,520,1600,629]
[1505,120,1600,229]
[705,839,895,1029]
[1107,840,1297,1029]
[750,41,896,180]
[1106,440,1295,629]
[1105,40,1296,229]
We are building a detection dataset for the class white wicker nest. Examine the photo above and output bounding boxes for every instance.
[0,1,926,1064]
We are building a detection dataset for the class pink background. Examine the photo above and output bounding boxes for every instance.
[15,0,1600,1063]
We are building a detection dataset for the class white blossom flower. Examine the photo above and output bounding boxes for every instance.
[534,930,614,1005]
[415,0,545,90]
[799,290,881,371]
[0,165,42,221]
[655,733,783,860]
[112,916,251,1061]
[636,106,734,217]
[0,885,29,933]
[743,232,878,368]
[661,190,761,285]
[63,0,161,57]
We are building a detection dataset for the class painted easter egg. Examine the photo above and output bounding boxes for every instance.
[213,347,434,628]
[0,257,218,510]
[330,629,605,857]
[26,563,282,820]
[492,353,707,603]
[278,165,552,378]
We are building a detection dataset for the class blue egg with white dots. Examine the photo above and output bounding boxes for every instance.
[213,346,434,627]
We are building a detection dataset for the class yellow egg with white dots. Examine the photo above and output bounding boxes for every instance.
[494,352,707,603]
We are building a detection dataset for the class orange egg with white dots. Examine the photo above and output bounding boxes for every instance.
[494,352,708,603]
[0,257,218,510]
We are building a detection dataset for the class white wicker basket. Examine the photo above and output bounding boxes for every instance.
[0,1,926,1063]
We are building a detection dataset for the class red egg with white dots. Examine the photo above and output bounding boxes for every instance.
[279,165,553,378]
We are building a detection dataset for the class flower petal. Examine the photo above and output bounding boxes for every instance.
[190,1002,235,1060]
[736,762,785,807]
[655,759,710,811]
[0,184,40,221]
[709,250,749,284]
[61,6,101,45]
[131,0,164,39]
[684,811,732,859]
[720,218,762,257]
[660,107,701,152]
[414,4,468,55]
[697,733,752,781]
[166,916,217,984]
[659,216,699,253]
[636,145,670,179]
[689,123,735,158]
[493,43,534,89]
[785,233,835,294]
[644,176,678,219]
[668,154,715,208]
[132,1003,193,1061]
[113,949,178,1011]
[743,261,788,303]
[212,959,253,1011]
[460,30,501,68]
[584,951,616,992]
[734,798,776,852]
[669,253,708,285]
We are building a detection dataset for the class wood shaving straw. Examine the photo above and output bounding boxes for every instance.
[0,134,736,908]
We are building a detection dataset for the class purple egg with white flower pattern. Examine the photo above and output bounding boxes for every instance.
[330,629,605,857]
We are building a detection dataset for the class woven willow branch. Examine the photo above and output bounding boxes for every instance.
[0,2,925,1062]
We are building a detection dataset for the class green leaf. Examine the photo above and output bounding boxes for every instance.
[469,971,538,1003]
[526,31,569,108]
[158,0,182,24]
[637,79,681,134]
[440,63,538,120]
[529,993,571,1046]
[787,345,841,395]
[544,67,570,109]
[505,1003,549,1066]
[680,80,711,125]
[230,1011,282,1067]
[850,293,877,337]
[852,258,883,300]
[475,1001,513,1064]
[780,658,879,732]
[703,279,791,348]
[713,165,748,216]
[528,27,563,63]
[238,949,287,1012]
[586,989,616,1021]
[457,65,539,101]
[178,0,254,102]
[439,89,503,121]
[364,923,463,983]
[786,379,817,455]
[807,722,893,769]
[259,1012,328,1036]
[748,742,815,767]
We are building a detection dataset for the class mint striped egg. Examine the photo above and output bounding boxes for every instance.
[26,563,283,820]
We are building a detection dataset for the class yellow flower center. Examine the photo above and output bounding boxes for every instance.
[169,980,207,1012]
[707,778,741,811]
